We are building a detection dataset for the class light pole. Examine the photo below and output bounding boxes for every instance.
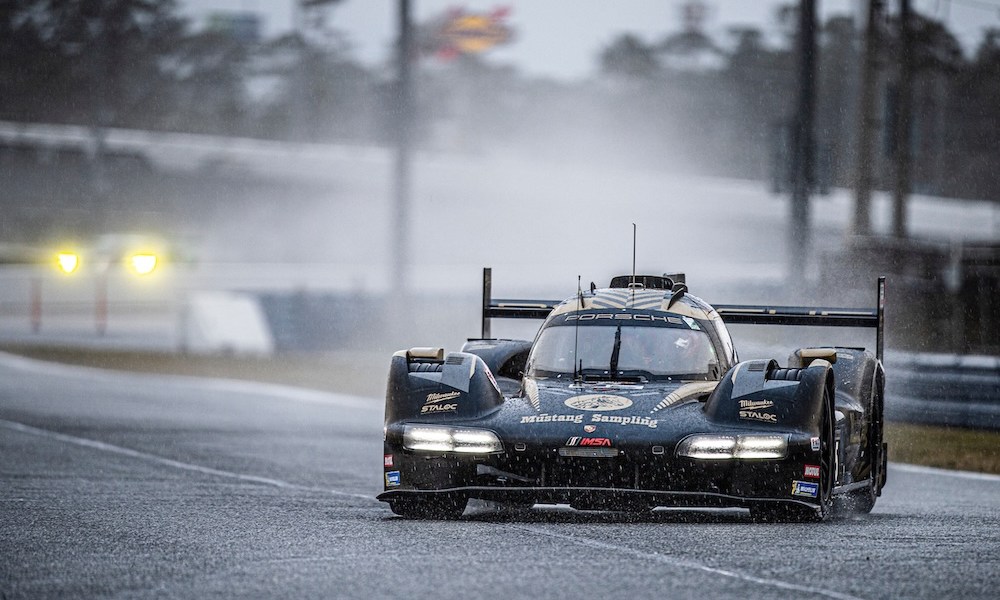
[789,0,817,282]
[392,0,414,294]
[853,0,884,238]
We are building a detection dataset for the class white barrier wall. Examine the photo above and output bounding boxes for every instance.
[180,291,274,356]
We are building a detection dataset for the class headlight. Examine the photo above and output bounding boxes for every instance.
[677,434,788,460]
[403,424,503,454]
[56,252,80,274]
[129,253,158,275]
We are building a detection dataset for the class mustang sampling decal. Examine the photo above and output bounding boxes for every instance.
[519,413,659,428]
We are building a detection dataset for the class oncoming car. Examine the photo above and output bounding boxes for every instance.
[378,269,887,521]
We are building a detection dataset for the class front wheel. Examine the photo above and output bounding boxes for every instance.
[840,377,885,515]
[388,494,468,520]
[751,388,835,523]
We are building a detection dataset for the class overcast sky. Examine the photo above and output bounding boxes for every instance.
[180,0,1000,80]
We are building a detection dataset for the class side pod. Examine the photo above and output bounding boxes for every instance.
[705,358,834,432]
[385,348,505,425]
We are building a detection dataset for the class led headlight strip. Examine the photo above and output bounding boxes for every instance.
[403,424,503,454]
[676,434,788,460]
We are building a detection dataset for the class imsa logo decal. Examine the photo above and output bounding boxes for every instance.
[565,437,612,447]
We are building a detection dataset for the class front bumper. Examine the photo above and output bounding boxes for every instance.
[378,440,823,511]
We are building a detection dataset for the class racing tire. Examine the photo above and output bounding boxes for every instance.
[841,375,885,514]
[388,494,469,520]
[750,386,835,523]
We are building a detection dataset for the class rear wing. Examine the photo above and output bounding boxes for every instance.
[480,267,886,363]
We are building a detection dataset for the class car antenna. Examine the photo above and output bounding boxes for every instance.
[631,223,637,288]
[573,274,583,383]
[630,223,637,306]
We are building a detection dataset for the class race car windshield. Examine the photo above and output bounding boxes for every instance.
[527,321,718,381]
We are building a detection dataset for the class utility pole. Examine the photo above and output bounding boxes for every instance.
[892,0,913,238]
[392,0,414,293]
[789,0,817,281]
[852,0,884,238]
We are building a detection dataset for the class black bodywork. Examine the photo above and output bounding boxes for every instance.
[378,270,887,521]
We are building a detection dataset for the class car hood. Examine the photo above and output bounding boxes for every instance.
[478,377,721,446]
[523,377,718,416]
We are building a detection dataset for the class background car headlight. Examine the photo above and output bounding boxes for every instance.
[677,434,787,459]
[403,424,503,454]
[56,252,80,274]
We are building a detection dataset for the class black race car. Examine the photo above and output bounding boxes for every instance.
[378,269,887,521]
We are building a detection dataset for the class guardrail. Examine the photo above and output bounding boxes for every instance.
[885,352,1000,430]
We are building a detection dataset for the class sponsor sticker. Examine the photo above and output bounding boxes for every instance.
[385,471,401,487]
[521,413,584,425]
[384,454,394,468]
[520,413,657,429]
[791,480,819,498]
[565,313,671,323]
[422,391,461,414]
[484,368,501,395]
[565,437,612,447]
[739,410,778,423]
[426,391,461,403]
[739,399,775,410]
[564,394,633,411]
[583,424,597,433]
[804,464,820,479]
[422,403,458,414]
[810,437,821,451]
[590,413,658,429]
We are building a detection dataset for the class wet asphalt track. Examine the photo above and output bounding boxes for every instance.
[1,352,998,599]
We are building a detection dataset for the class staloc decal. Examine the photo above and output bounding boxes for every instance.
[421,403,458,414]
[739,410,778,423]
[804,464,820,479]
[384,454,394,468]
[791,480,818,498]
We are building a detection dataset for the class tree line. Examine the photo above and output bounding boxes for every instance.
[2,1,998,201]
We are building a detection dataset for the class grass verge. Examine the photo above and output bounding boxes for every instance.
[885,422,1000,475]
[3,344,998,475]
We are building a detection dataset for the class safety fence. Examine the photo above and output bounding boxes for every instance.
[885,353,1000,430]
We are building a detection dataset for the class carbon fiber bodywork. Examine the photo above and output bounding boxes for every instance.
[378,271,886,520]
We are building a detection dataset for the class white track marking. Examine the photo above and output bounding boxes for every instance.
[510,525,864,600]
[0,351,379,410]
[0,418,377,502]
[889,462,1000,483]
